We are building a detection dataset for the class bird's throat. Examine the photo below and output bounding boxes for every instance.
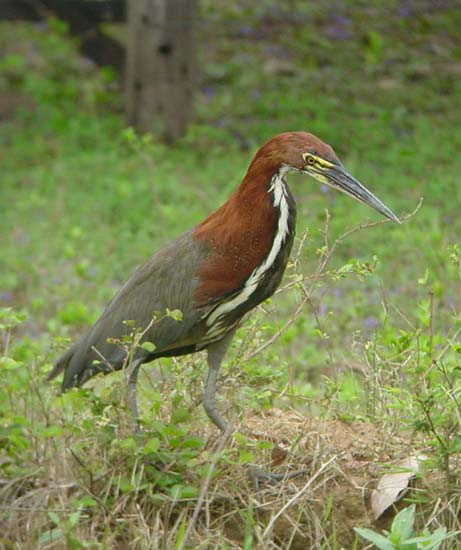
[201,169,296,335]
[193,167,296,314]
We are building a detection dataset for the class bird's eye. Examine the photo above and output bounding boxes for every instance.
[306,155,316,165]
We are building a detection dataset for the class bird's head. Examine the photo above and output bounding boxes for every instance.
[250,131,399,223]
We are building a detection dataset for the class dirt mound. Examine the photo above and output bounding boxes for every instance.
[222,408,412,548]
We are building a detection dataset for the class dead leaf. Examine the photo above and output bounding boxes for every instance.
[371,455,426,519]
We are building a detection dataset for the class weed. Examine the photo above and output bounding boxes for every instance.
[355,505,458,549]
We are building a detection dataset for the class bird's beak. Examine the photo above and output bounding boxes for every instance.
[322,165,400,223]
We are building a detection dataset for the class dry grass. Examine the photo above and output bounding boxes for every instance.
[3,389,457,550]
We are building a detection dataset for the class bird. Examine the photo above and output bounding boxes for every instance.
[48,131,399,436]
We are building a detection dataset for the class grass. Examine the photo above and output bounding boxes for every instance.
[1,2,461,548]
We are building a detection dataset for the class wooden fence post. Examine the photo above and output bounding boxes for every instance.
[125,0,198,142]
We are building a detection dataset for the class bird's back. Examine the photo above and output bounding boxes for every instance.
[49,230,212,389]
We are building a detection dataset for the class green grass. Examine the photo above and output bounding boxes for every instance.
[1,3,461,548]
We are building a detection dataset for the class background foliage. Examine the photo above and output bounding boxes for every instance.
[1,1,461,548]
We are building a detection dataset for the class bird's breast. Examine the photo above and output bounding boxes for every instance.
[192,173,297,338]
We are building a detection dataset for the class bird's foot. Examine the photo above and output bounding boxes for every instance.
[246,463,309,492]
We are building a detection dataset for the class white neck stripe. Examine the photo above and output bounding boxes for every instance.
[206,170,291,327]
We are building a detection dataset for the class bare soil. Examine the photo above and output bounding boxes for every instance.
[196,408,414,548]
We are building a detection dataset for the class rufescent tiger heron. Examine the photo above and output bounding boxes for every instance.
[48,132,399,438]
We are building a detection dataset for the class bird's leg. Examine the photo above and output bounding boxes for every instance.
[205,330,307,491]
[203,329,236,433]
[125,357,142,433]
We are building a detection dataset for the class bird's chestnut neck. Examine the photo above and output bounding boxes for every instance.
[237,156,291,198]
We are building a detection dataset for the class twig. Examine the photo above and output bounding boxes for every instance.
[245,293,311,361]
[246,198,423,361]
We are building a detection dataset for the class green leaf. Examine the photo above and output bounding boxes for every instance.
[238,450,254,464]
[405,526,451,549]
[162,425,184,437]
[174,515,187,550]
[0,357,21,370]
[233,432,249,445]
[68,510,81,528]
[182,436,204,449]
[117,477,133,492]
[141,341,156,352]
[47,511,61,525]
[142,437,160,454]
[354,527,395,550]
[79,495,97,508]
[39,528,64,545]
[170,484,198,500]
[171,407,190,424]
[114,436,138,451]
[257,441,274,450]
[390,505,416,542]
[166,308,183,321]
[39,425,63,437]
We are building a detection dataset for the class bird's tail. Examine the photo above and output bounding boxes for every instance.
[46,346,75,382]
[48,338,128,391]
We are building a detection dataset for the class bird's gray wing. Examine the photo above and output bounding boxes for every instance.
[50,230,211,389]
